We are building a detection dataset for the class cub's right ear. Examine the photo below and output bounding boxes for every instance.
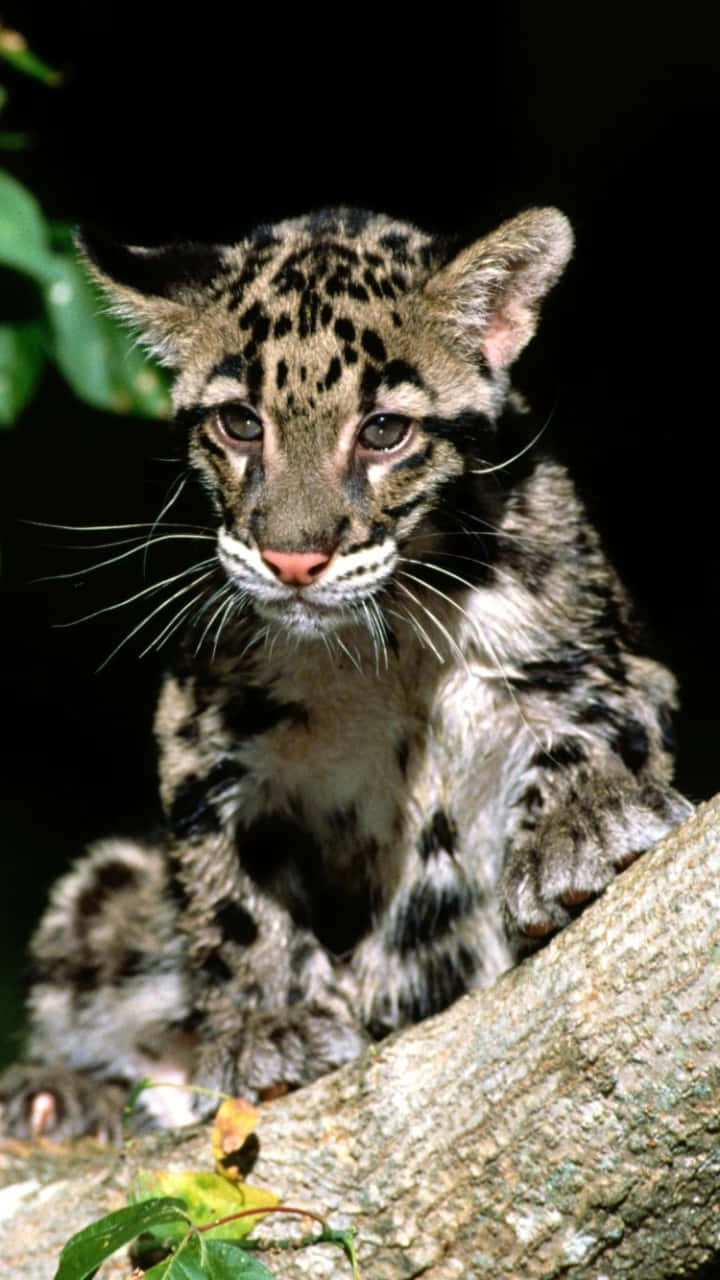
[75,228,228,365]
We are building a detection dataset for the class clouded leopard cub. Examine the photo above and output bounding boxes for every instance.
[1,206,691,1139]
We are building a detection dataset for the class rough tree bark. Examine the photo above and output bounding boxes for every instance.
[1,795,719,1280]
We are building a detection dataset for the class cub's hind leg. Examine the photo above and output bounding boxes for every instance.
[0,838,193,1139]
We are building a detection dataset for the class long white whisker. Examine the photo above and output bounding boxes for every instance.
[32,533,215,583]
[212,595,237,661]
[193,584,236,654]
[336,631,363,673]
[22,519,213,534]
[470,414,553,477]
[396,571,472,674]
[397,567,551,758]
[139,587,211,658]
[54,559,217,628]
[392,580,445,662]
[143,473,189,576]
[95,569,215,671]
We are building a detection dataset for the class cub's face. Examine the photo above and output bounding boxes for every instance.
[79,208,572,636]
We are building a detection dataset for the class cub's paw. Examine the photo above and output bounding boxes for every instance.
[0,1064,126,1142]
[193,1006,369,1118]
[502,780,692,947]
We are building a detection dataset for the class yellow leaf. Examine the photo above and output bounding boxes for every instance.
[130,1169,278,1241]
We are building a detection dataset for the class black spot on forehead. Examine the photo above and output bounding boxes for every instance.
[360,363,382,402]
[334,317,355,342]
[239,300,270,343]
[361,329,387,363]
[246,358,264,401]
[382,358,424,390]
[324,356,342,390]
[208,353,245,383]
[273,314,292,338]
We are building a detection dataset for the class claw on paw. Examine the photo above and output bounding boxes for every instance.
[522,919,556,939]
[29,1091,58,1137]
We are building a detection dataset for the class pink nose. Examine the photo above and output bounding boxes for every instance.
[261,549,331,585]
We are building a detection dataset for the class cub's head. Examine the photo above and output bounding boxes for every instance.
[79,207,572,638]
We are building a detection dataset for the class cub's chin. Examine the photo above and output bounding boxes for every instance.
[250,593,358,638]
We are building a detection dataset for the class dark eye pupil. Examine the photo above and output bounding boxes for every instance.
[218,406,263,442]
[359,414,410,450]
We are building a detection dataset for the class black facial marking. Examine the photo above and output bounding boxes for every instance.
[381,359,424,390]
[614,717,650,775]
[199,430,226,461]
[246,358,264,401]
[361,329,387,363]
[396,739,410,776]
[381,494,427,520]
[324,356,342,390]
[276,358,288,390]
[392,443,434,470]
[360,363,382,403]
[344,345,358,365]
[363,267,383,298]
[422,410,494,452]
[418,810,458,860]
[239,301,270,344]
[273,314,292,338]
[209,354,245,383]
[320,303,333,326]
[334,317,355,343]
[174,404,212,434]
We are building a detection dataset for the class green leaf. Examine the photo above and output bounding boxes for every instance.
[0,319,45,423]
[41,253,171,416]
[0,175,170,416]
[132,1170,278,1241]
[144,1237,276,1279]
[54,1197,190,1280]
[0,27,61,84]
[0,170,50,275]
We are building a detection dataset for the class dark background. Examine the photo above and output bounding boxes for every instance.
[0,0,717,1226]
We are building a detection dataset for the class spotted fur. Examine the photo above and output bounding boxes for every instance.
[0,207,692,1138]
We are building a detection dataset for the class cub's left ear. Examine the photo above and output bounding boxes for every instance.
[75,228,228,365]
[423,208,573,372]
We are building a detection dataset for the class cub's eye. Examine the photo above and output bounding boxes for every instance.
[357,413,412,452]
[215,404,263,443]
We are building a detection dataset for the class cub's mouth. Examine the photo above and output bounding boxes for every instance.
[216,528,397,637]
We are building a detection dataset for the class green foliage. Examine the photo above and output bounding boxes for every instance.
[53,1082,361,1279]
[0,26,171,425]
[143,1238,276,1280]
[0,172,171,423]
[55,1198,190,1280]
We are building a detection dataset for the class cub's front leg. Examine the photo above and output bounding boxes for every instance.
[165,831,368,1115]
[500,695,692,946]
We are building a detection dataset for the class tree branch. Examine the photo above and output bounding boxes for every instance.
[2,796,719,1279]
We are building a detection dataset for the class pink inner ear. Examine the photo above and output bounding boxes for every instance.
[480,296,533,371]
